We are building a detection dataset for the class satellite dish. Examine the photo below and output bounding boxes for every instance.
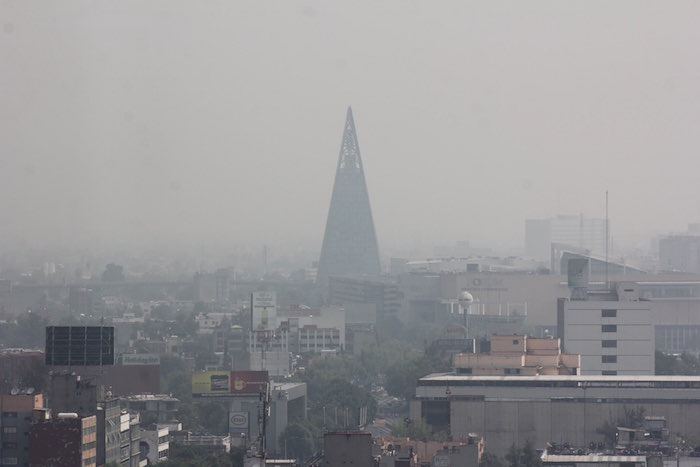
[10,388,18,395]
[27,388,35,394]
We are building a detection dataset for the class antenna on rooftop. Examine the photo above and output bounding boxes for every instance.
[605,190,609,289]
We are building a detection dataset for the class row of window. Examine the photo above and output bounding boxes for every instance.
[457,368,523,375]
[602,325,617,333]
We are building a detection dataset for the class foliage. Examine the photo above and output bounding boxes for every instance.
[385,352,451,401]
[198,400,230,435]
[278,421,316,461]
[505,441,542,467]
[481,452,506,467]
[391,418,440,440]
[159,355,227,434]
[656,350,700,375]
[596,406,646,448]
[101,263,125,282]
[0,312,49,350]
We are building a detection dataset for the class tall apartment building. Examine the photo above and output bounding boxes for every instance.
[526,214,607,260]
[558,282,653,375]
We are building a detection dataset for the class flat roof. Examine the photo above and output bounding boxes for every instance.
[419,373,700,383]
[542,454,646,463]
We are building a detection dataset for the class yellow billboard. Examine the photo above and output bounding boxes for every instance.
[192,371,230,396]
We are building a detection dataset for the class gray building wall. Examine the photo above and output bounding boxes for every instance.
[415,376,700,455]
[561,298,654,375]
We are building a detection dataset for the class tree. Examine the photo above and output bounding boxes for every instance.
[101,263,125,282]
[278,422,315,461]
[391,418,433,440]
[385,353,451,401]
[481,452,506,467]
[655,350,700,375]
[596,406,646,448]
[506,442,542,467]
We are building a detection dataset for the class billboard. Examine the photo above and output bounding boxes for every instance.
[45,326,115,366]
[231,371,269,395]
[251,291,277,331]
[120,354,160,365]
[192,371,231,396]
[192,371,269,397]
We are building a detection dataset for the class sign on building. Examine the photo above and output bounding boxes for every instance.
[45,326,115,366]
[120,354,160,365]
[231,371,269,395]
[251,291,277,331]
[192,371,230,396]
[229,411,249,433]
[192,371,269,397]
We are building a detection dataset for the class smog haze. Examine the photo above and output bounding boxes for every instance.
[2,1,699,257]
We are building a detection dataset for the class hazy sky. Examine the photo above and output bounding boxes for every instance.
[2,1,699,256]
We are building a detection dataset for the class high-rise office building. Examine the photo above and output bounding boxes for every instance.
[317,107,381,288]
[525,214,607,260]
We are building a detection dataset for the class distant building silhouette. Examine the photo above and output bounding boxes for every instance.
[317,107,381,288]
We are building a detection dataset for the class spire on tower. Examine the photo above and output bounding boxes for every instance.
[338,107,362,170]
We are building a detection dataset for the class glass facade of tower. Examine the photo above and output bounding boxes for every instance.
[317,107,381,288]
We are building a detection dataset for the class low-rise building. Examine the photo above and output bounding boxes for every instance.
[171,432,231,454]
[411,375,700,455]
[454,334,579,376]
[122,394,179,424]
[139,424,169,465]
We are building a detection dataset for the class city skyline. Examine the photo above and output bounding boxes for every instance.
[2,2,699,256]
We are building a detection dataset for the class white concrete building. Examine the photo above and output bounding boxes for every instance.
[140,425,169,464]
[558,283,654,375]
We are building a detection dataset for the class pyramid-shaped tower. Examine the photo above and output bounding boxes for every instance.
[317,107,381,287]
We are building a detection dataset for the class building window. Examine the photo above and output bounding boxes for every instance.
[504,368,521,375]
[2,428,16,434]
[602,325,617,333]
[602,370,618,375]
[458,368,473,374]
[602,355,617,363]
[1,458,18,465]
[1,412,17,418]
[602,309,617,318]
[512,339,519,345]
[2,443,16,450]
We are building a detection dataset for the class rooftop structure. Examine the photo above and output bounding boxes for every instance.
[454,334,579,376]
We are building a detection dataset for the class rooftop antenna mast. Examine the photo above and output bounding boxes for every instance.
[605,190,609,289]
